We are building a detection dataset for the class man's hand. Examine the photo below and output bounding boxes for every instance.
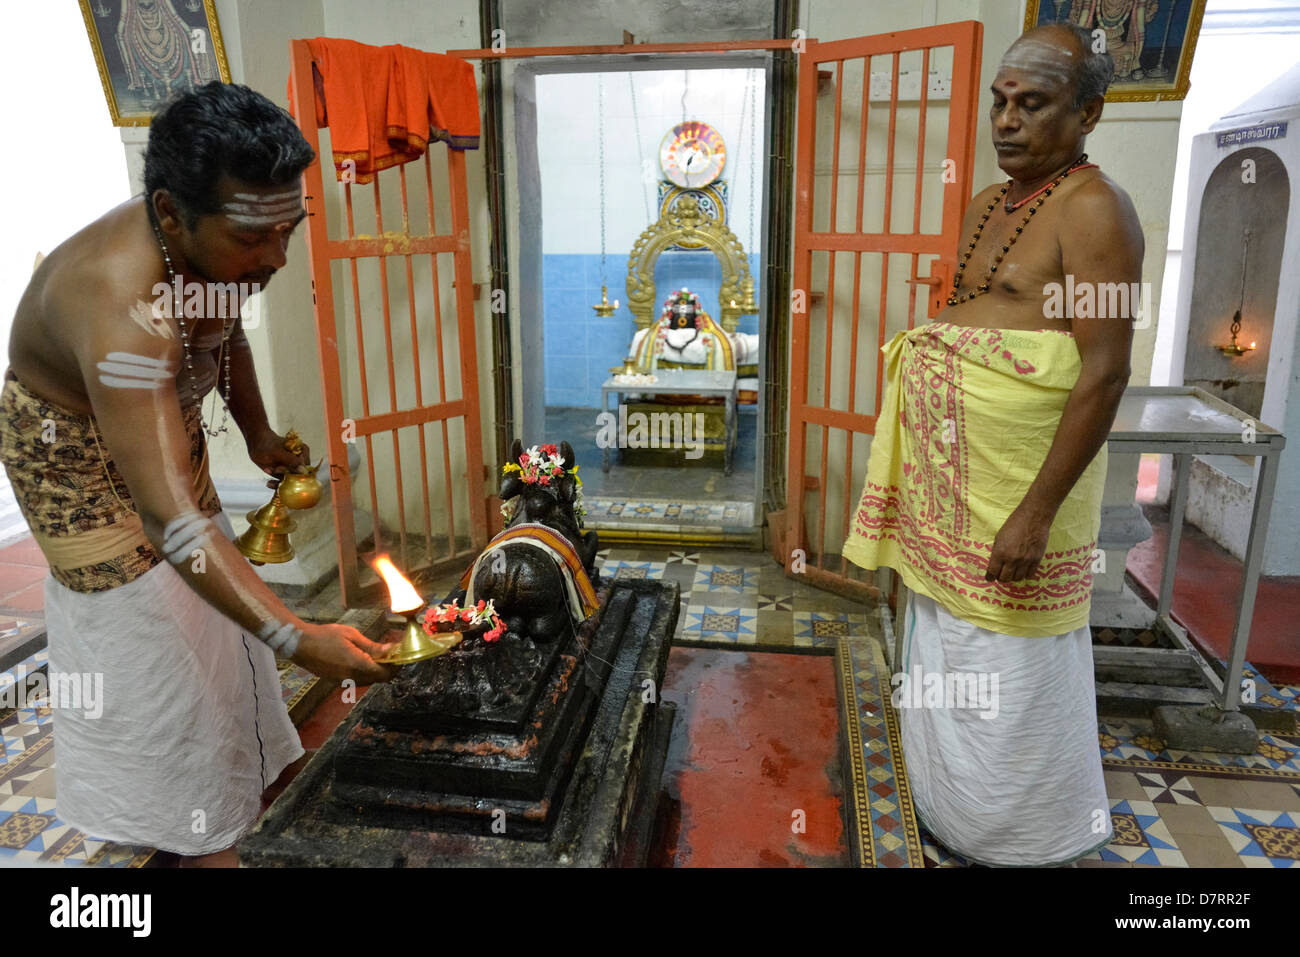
[247,428,310,482]
[984,506,1053,583]
[291,622,399,684]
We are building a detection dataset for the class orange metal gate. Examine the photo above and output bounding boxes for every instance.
[780,22,983,599]
[288,39,488,607]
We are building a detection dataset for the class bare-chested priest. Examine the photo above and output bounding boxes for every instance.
[844,23,1144,866]
[0,82,395,861]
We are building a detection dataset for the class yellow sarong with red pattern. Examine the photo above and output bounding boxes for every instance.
[843,321,1107,638]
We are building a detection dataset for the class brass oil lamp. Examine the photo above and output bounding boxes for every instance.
[739,276,758,313]
[1220,230,1257,358]
[236,430,324,566]
[371,555,462,665]
[592,285,619,317]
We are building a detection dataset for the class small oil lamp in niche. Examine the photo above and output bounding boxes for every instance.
[1220,229,1258,358]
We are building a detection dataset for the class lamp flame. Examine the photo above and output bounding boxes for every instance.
[371,554,422,613]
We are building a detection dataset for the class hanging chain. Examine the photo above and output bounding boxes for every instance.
[598,74,607,285]
[628,73,652,223]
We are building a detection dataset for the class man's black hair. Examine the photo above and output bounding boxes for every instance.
[144,81,315,229]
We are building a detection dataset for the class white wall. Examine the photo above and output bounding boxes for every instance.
[536,69,766,255]
[0,2,131,367]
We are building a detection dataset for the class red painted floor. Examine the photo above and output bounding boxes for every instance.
[649,646,847,867]
[0,536,49,629]
[1126,505,1300,685]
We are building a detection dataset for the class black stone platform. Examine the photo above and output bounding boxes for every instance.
[239,577,678,867]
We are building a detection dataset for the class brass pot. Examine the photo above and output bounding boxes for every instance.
[278,458,324,509]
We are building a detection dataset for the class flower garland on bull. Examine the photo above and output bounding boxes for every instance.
[498,443,587,527]
[429,445,586,645]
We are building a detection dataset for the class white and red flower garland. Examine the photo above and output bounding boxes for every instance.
[422,597,506,643]
[499,442,586,525]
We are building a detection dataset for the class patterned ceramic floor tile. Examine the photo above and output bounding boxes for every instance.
[1135,771,1203,806]
[1098,720,1300,776]
[1210,807,1300,867]
[598,560,668,582]
[692,564,759,595]
[680,602,758,644]
[0,794,59,857]
[665,551,700,566]
[757,593,793,611]
[1097,799,1188,866]
[793,611,870,647]
[920,831,966,867]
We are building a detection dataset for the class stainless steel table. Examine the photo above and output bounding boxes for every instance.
[1106,386,1285,714]
[599,369,738,475]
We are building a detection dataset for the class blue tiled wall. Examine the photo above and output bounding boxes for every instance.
[543,251,762,409]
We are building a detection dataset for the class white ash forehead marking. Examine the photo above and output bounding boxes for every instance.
[999,36,1077,87]
[223,198,303,216]
[96,351,175,389]
[223,212,302,227]
[231,188,301,203]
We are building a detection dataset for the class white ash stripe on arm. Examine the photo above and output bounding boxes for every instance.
[96,352,176,390]
[128,299,175,339]
[257,620,302,656]
[161,510,214,564]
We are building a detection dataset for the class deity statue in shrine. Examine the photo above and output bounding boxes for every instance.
[630,287,738,372]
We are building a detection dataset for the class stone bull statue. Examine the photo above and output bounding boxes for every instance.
[467,439,600,643]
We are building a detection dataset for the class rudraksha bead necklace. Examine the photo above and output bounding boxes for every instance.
[947,154,1092,307]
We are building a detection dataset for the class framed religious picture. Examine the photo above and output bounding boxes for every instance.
[1024,0,1207,102]
[78,0,232,126]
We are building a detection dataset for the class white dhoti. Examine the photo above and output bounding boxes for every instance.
[43,513,303,855]
[897,590,1112,866]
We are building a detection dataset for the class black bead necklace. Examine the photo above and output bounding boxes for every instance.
[947,154,1090,307]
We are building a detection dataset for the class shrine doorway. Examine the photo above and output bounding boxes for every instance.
[447,26,982,575]
[528,64,769,544]
[294,25,983,593]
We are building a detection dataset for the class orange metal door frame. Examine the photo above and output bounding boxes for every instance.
[781,21,983,600]
[288,38,488,607]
